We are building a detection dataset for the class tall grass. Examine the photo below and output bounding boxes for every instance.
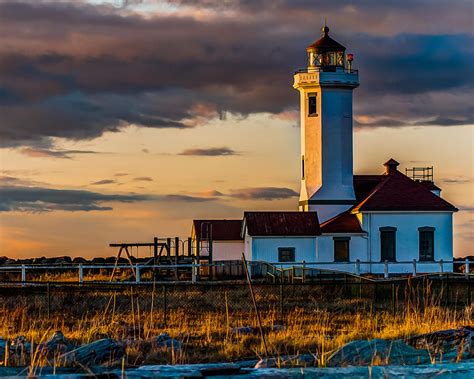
[0,281,471,367]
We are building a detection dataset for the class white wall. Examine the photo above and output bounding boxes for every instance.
[317,235,368,261]
[250,236,317,264]
[361,212,454,273]
[212,241,244,261]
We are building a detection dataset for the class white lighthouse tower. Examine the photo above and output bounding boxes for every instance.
[294,25,359,222]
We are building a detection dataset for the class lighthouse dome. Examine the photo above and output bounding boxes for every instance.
[306,25,347,70]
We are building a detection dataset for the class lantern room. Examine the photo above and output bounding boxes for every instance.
[306,25,352,71]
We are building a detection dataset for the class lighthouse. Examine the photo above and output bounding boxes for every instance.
[294,25,359,222]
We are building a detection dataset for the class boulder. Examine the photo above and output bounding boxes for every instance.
[326,339,431,367]
[58,338,124,367]
[38,331,74,359]
[151,333,182,350]
[255,353,317,368]
[326,328,473,368]
[406,326,473,361]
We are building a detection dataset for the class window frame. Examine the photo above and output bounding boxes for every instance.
[418,226,435,262]
[278,247,296,263]
[307,93,317,117]
[301,155,305,180]
[333,237,350,262]
[380,227,397,262]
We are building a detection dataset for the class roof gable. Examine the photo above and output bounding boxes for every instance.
[320,212,364,234]
[353,171,457,212]
[244,211,321,237]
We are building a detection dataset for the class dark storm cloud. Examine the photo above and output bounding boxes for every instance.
[179,147,238,156]
[0,1,472,148]
[0,186,152,212]
[230,187,299,200]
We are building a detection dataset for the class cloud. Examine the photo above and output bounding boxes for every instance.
[20,147,99,159]
[0,185,152,212]
[90,179,116,185]
[179,147,238,156]
[114,172,129,177]
[164,194,216,202]
[230,187,298,200]
[133,176,153,181]
[440,177,473,185]
[198,190,224,197]
[0,1,472,149]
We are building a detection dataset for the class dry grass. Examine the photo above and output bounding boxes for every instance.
[0,282,472,367]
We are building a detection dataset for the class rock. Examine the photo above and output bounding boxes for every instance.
[406,326,473,361]
[0,338,6,360]
[326,339,432,367]
[58,338,124,367]
[255,353,317,368]
[151,333,182,350]
[38,331,74,359]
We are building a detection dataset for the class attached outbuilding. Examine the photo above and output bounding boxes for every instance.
[242,211,321,264]
[191,219,244,261]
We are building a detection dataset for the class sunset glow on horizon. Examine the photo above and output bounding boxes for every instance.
[0,0,472,258]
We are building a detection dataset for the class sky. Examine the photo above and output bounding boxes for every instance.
[0,0,473,258]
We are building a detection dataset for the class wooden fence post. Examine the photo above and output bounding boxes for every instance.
[79,264,84,284]
[355,259,360,276]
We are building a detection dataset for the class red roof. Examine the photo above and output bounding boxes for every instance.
[192,219,243,241]
[352,170,457,212]
[243,211,320,237]
[307,26,346,53]
[320,212,364,234]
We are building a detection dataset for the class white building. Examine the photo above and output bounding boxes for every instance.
[191,25,458,275]
[191,220,243,261]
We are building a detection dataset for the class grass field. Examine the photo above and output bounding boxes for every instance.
[0,280,472,367]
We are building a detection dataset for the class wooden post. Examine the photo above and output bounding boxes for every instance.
[21,264,26,284]
[174,237,179,281]
[187,237,192,257]
[162,285,167,327]
[153,237,158,282]
[439,259,444,276]
[47,283,51,319]
[136,264,141,283]
[412,259,417,277]
[465,258,470,278]
[195,237,200,282]
[355,259,360,276]
[384,260,389,279]
[242,253,269,357]
[166,238,171,258]
[79,264,84,284]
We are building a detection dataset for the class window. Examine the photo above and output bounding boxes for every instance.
[301,155,305,179]
[308,93,317,116]
[334,237,350,262]
[380,227,396,262]
[278,247,295,263]
[419,227,435,261]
